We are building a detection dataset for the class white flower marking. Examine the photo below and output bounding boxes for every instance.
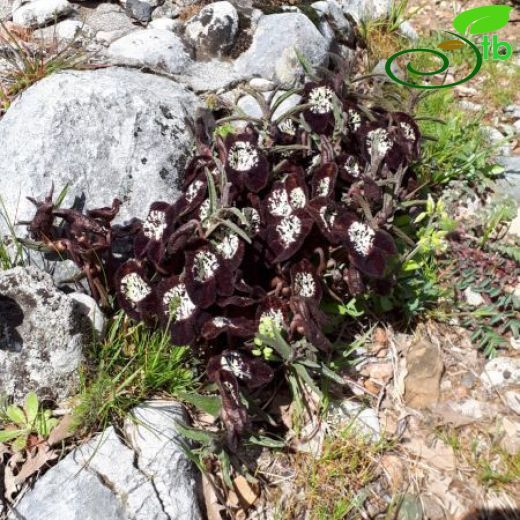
[348,221,375,256]
[399,121,416,141]
[213,317,231,328]
[277,215,302,247]
[221,352,250,379]
[289,187,306,209]
[163,283,196,321]
[366,128,392,159]
[214,231,239,260]
[228,141,259,172]
[318,177,331,197]
[347,109,362,131]
[121,272,151,305]
[199,199,211,221]
[186,180,204,204]
[294,272,316,298]
[193,251,219,282]
[319,205,337,229]
[309,86,334,114]
[268,189,292,217]
[143,210,167,241]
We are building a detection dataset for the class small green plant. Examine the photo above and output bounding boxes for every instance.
[0,392,58,451]
[72,312,194,431]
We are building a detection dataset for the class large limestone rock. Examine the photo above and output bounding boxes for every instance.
[12,0,73,28]
[233,13,330,87]
[0,267,92,403]
[338,0,391,22]
[10,402,202,520]
[0,68,201,233]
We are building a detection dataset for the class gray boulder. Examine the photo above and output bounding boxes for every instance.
[12,0,73,28]
[0,267,92,403]
[338,0,391,22]
[185,1,239,58]
[233,13,330,87]
[0,67,201,233]
[107,29,191,74]
[125,0,155,22]
[85,3,137,44]
[10,403,202,520]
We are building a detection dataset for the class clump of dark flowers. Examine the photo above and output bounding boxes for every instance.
[26,78,422,448]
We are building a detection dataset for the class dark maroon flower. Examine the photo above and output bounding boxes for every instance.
[115,260,155,321]
[358,122,404,170]
[290,296,331,353]
[311,162,337,198]
[184,246,234,308]
[390,112,421,160]
[290,258,322,302]
[307,198,354,245]
[345,220,397,278]
[303,82,337,135]
[337,154,365,183]
[154,275,202,345]
[266,210,313,263]
[263,173,308,222]
[342,101,365,136]
[256,296,290,331]
[210,227,245,270]
[225,130,269,193]
[134,202,171,264]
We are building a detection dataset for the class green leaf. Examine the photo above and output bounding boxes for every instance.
[176,422,218,444]
[0,429,24,443]
[453,5,513,35]
[178,392,222,417]
[248,435,287,449]
[6,405,26,426]
[24,392,39,425]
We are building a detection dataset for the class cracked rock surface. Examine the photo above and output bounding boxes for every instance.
[9,401,202,520]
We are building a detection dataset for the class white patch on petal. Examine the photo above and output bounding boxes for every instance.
[186,180,204,203]
[366,128,392,159]
[294,272,316,298]
[309,86,334,114]
[213,317,230,328]
[121,272,151,305]
[399,121,416,141]
[348,221,375,256]
[346,109,362,131]
[228,141,259,172]
[163,283,196,321]
[143,210,167,241]
[277,215,302,247]
[268,188,293,217]
[214,231,239,260]
[344,156,361,178]
[193,251,219,282]
[260,308,284,329]
[199,199,211,221]
[319,205,337,229]
[221,351,250,379]
[317,177,331,197]
[289,187,306,209]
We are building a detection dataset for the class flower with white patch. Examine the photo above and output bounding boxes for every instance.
[142,210,167,241]
[289,187,306,209]
[346,109,362,131]
[228,141,260,172]
[163,283,196,321]
[319,205,337,229]
[344,156,361,177]
[221,351,251,379]
[293,272,316,298]
[120,272,151,305]
[260,308,284,330]
[308,86,335,114]
[317,177,331,197]
[278,118,296,136]
[185,179,204,204]
[214,231,240,260]
[193,250,219,282]
[399,121,415,141]
[366,128,392,159]
[199,199,211,221]
[348,221,375,257]
[277,215,302,247]
[268,188,292,217]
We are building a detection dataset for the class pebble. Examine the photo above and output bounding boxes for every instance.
[480,357,520,389]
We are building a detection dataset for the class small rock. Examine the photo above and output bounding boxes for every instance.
[404,339,444,409]
[463,286,486,307]
[454,85,478,97]
[125,0,154,22]
[505,104,520,120]
[185,1,239,58]
[359,362,393,382]
[500,416,520,454]
[482,126,511,156]
[328,400,381,442]
[34,19,93,41]
[513,120,520,135]
[86,3,136,43]
[504,390,520,415]
[172,59,240,92]
[480,357,520,388]
[233,13,330,87]
[0,267,92,403]
[398,20,418,40]
[12,0,73,28]
[151,3,180,19]
[108,29,191,75]
[69,292,106,339]
[459,100,483,112]
[381,454,404,490]
[338,0,391,22]
[249,77,275,92]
